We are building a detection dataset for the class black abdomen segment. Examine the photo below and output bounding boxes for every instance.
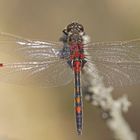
[74,71,83,135]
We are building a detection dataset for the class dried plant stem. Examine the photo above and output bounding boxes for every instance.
[83,62,137,140]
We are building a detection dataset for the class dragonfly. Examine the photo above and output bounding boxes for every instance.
[0,22,140,135]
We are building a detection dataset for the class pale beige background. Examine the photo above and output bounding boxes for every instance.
[0,0,140,140]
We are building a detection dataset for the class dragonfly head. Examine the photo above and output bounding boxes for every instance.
[63,22,84,36]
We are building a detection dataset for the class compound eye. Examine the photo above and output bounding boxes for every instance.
[67,24,73,32]
[78,24,84,32]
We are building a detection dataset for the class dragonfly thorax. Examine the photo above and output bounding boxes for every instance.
[68,44,87,69]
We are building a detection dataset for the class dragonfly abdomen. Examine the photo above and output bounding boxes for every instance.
[74,61,83,135]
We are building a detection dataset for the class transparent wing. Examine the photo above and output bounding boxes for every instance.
[0,61,73,87]
[0,32,63,61]
[84,39,140,87]
[0,33,73,87]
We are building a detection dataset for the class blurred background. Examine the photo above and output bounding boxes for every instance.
[0,0,140,140]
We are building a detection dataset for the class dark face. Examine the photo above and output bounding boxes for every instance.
[63,22,84,35]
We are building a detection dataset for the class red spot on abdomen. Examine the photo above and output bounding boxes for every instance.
[76,106,81,113]
[74,61,81,72]
[0,63,3,68]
